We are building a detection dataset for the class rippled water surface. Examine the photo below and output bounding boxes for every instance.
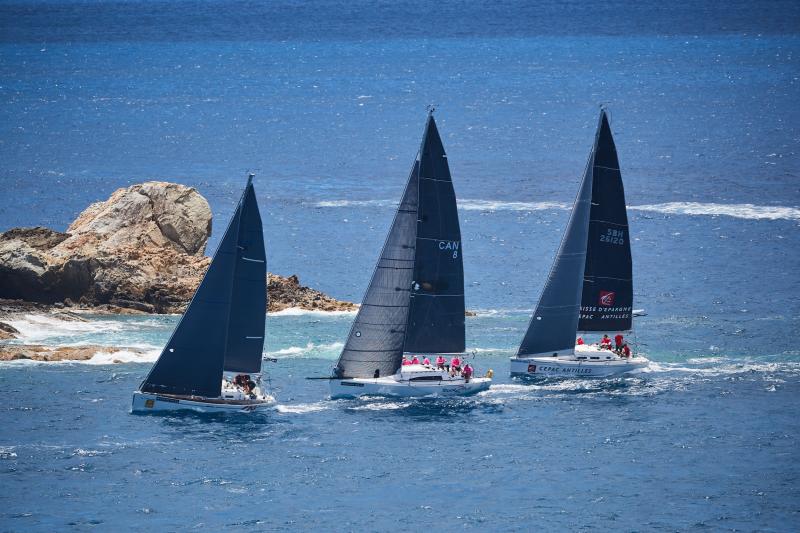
[1,0,799,530]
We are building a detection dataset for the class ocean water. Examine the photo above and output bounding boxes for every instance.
[1,0,799,530]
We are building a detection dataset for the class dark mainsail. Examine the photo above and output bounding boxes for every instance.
[140,177,266,397]
[516,135,594,357]
[334,112,464,378]
[578,110,633,332]
[404,115,466,354]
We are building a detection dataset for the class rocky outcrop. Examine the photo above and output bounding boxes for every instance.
[0,181,354,314]
[268,274,357,313]
[0,344,145,362]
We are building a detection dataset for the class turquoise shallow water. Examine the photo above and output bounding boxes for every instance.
[1,0,800,530]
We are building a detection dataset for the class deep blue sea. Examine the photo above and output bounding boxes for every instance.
[1,1,800,531]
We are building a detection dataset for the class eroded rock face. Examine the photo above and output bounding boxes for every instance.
[0,182,212,311]
[0,181,354,314]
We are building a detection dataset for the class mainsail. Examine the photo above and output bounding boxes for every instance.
[140,177,266,396]
[403,114,465,354]
[334,113,464,378]
[516,130,594,357]
[578,110,633,332]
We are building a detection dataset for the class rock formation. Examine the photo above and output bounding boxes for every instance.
[0,181,354,314]
[0,344,145,362]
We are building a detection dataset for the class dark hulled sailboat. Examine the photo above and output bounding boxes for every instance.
[132,175,274,413]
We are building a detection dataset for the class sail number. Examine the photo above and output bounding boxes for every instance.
[438,240,460,259]
[599,228,625,245]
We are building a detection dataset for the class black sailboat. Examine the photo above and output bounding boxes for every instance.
[331,111,490,397]
[510,109,646,377]
[132,175,274,412]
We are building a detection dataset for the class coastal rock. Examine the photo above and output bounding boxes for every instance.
[268,274,357,313]
[0,182,354,314]
[0,322,19,340]
[0,344,144,362]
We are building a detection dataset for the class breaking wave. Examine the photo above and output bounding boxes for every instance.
[314,198,800,220]
[629,202,800,220]
[264,342,344,359]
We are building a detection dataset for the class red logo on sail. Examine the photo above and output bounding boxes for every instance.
[599,291,615,307]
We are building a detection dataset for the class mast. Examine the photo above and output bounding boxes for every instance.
[516,121,594,357]
[140,176,265,396]
[402,111,466,354]
[578,109,633,332]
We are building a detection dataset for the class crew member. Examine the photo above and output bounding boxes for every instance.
[402,356,412,366]
[600,334,612,350]
[436,355,446,370]
[411,355,420,365]
[576,337,584,345]
[450,356,461,373]
[622,343,631,358]
[422,356,431,366]
[614,333,624,351]
[462,363,473,383]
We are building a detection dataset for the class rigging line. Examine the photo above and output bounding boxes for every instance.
[593,165,620,171]
[419,176,452,182]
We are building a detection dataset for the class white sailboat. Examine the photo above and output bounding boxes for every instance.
[510,109,649,378]
[132,175,274,413]
[330,111,491,398]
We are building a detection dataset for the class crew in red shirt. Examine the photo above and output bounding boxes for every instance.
[614,334,624,350]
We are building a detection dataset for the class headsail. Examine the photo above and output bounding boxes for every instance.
[404,114,465,354]
[578,110,633,332]
[334,162,419,379]
[516,131,594,357]
[140,177,266,396]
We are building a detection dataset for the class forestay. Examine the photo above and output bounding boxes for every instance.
[578,110,633,332]
[140,177,266,397]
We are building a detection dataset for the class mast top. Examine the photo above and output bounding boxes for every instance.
[247,172,255,185]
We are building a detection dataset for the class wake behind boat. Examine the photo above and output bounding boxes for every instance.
[132,175,274,413]
[510,109,649,378]
[329,111,491,398]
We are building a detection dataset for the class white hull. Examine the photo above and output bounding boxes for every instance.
[131,391,274,414]
[510,351,648,378]
[330,365,491,399]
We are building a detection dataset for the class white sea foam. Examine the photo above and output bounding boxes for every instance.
[314,199,391,208]
[264,342,344,359]
[458,199,569,212]
[6,314,126,343]
[269,308,356,317]
[85,348,160,365]
[630,202,800,221]
[348,400,410,411]
[314,197,800,220]
[274,402,330,414]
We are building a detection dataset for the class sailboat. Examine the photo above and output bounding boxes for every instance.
[510,109,649,377]
[329,111,492,398]
[132,175,275,413]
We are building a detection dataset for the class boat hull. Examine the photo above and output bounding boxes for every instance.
[509,355,648,378]
[330,372,491,399]
[131,391,274,414]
